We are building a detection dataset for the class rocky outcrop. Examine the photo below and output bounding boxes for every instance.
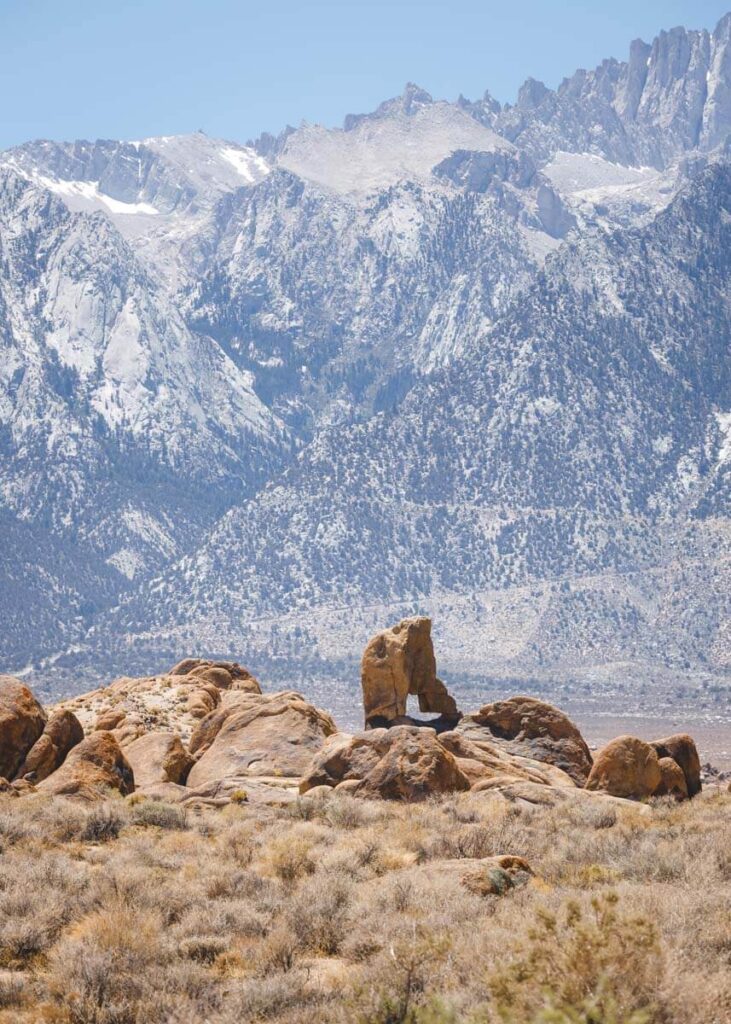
[124,732,194,789]
[51,657,259,746]
[169,658,261,693]
[16,709,83,782]
[300,726,471,800]
[186,692,336,787]
[651,734,702,798]
[38,732,134,801]
[0,676,47,781]
[461,696,593,786]
[361,617,460,728]
[585,736,662,800]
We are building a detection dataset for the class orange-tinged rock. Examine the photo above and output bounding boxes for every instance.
[463,696,592,786]
[124,732,194,789]
[300,726,471,801]
[585,735,661,800]
[38,731,134,801]
[650,734,701,798]
[0,676,47,781]
[361,617,459,727]
[16,709,83,782]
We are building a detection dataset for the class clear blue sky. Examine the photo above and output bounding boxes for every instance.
[1,0,729,150]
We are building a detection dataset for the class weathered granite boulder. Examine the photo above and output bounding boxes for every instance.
[650,734,701,798]
[0,676,47,781]
[654,756,689,800]
[124,732,194,789]
[16,709,84,782]
[38,732,134,801]
[300,726,471,801]
[186,692,337,787]
[361,617,460,728]
[585,736,662,800]
[460,696,593,785]
[169,658,261,693]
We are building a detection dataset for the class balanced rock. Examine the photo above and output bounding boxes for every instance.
[651,734,701,798]
[461,696,593,786]
[124,732,194,789]
[300,726,471,801]
[16,709,84,782]
[361,617,459,728]
[0,676,47,781]
[38,731,134,801]
[186,692,336,787]
[585,735,662,800]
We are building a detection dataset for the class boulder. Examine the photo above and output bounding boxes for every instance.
[124,732,194,789]
[300,726,471,801]
[168,658,261,693]
[95,707,127,731]
[0,676,47,781]
[361,617,460,727]
[38,732,134,801]
[462,696,593,785]
[654,757,689,800]
[15,709,84,782]
[186,692,337,787]
[650,734,701,798]
[585,736,662,800]
[438,730,576,788]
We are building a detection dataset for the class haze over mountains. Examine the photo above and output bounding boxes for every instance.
[1,16,730,704]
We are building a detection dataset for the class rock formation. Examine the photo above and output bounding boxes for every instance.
[300,726,471,801]
[0,675,47,780]
[654,757,689,800]
[186,691,337,787]
[38,732,135,801]
[124,732,194,789]
[0,628,709,808]
[585,736,663,800]
[460,696,593,786]
[651,734,702,798]
[16,709,84,782]
[361,617,460,728]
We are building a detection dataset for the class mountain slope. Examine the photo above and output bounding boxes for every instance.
[88,163,731,686]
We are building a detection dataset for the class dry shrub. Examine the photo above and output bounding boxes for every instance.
[130,801,188,831]
[487,891,662,1022]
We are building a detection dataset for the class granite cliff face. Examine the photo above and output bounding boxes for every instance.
[0,17,729,698]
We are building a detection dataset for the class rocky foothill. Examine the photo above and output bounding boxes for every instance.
[0,618,715,810]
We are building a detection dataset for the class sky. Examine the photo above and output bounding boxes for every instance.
[1,0,730,150]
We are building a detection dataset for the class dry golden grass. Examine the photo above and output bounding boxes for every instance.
[0,787,728,1023]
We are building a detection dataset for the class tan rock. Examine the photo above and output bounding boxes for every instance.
[95,707,127,731]
[361,617,459,727]
[462,696,592,785]
[300,726,471,801]
[186,692,337,787]
[654,757,689,800]
[438,730,576,789]
[585,736,662,800]
[124,732,194,789]
[38,732,134,801]
[650,734,701,798]
[169,658,261,693]
[16,710,84,782]
[0,676,47,781]
[186,682,221,720]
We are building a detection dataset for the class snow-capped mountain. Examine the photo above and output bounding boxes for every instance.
[1,15,730,698]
